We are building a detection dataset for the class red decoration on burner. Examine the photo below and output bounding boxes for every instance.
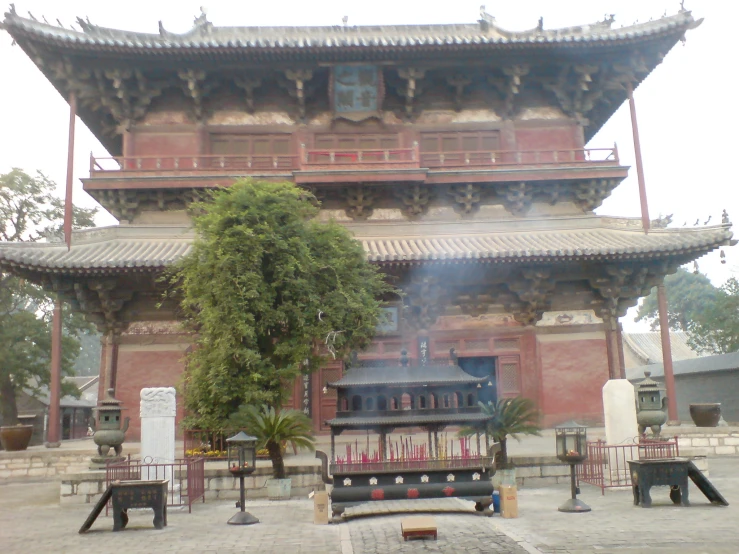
[371,489,385,500]
[442,486,455,496]
[407,488,420,499]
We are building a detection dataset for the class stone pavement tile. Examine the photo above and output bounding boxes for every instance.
[488,457,739,554]
[0,497,341,554]
[346,512,527,554]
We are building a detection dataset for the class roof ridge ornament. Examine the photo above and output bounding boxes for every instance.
[478,5,494,31]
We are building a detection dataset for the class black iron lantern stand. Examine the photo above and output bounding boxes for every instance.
[226,431,259,525]
[555,421,591,513]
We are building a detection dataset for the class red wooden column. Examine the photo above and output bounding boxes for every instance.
[626,83,678,422]
[46,298,63,447]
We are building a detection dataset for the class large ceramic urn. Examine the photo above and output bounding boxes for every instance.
[634,372,668,436]
[91,389,130,463]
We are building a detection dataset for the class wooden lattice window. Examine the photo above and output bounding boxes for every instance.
[495,338,520,351]
[463,339,490,352]
[498,357,521,396]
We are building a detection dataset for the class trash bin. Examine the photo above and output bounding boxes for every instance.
[492,491,500,514]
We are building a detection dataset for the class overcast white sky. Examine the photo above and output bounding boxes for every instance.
[1,0,736,330]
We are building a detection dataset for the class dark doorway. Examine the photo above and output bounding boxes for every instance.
[458,356,497,405]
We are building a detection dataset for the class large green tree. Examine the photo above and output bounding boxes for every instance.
[687,277,739,354]
[0,169,97,425]
[169,180,393,429]
[635,268,718,331]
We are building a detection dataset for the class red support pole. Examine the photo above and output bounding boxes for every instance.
[627,83,678,422]
[46,298,63,447]
[658,284,679,422]
[64,91,77,250]
[626,83,650,233]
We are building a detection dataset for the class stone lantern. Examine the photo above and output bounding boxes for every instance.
[555,421,591,513]
[91,388,130,466]
[634,371,668,436]
[226,431,259,525]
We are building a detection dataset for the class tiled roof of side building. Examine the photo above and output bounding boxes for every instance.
[329,364,488,388]
[2,8,700,54]
[0,220,732,273]
[327,412,491,428]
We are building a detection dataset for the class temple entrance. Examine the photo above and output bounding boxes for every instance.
[458,356,497,405]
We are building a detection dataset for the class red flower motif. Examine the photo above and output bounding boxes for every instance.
[442,486,455,497]
[407,488,420,499]
[371,489,385,500]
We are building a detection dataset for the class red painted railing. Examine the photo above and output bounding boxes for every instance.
[303,147,416,165]
[89,146,618,176]
[90,154,299,174]
[577,436,679,495]
[420,146,618,168]
[105,457,206,513]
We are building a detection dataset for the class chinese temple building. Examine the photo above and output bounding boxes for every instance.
[1,6,731,438]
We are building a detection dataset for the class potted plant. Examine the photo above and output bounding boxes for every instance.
[459,396,542,483]
[230,404,316,500]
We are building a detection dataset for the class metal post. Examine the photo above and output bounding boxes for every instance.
[46,298,63,447]
[658,284,679,422]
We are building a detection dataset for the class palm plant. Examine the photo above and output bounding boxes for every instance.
[459,396,542,468]
[229,404,316,479]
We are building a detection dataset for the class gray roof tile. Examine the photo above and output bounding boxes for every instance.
[327,412,490,428]
[2,10,699,53]
[330,364,488,387]
[0,220,731,273]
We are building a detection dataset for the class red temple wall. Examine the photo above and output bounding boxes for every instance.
[113,342,189,442]
[514,125,580,152]
[536,331,609,427]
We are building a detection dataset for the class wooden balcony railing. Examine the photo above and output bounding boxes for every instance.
[303,147,417,166]
[419,146,618,168]
[90,154,300,174]
[89,146,618,176]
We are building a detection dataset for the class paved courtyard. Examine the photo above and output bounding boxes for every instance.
[1,457,737,553]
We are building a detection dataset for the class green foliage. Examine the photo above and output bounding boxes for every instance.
[687,277,739,354]
[635,268,718,331]
[459,397,542,467]
[229,404,316,479]
[0,169,97,425]
[169,180,393,429]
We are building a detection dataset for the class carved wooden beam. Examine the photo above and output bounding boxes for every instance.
[343,185,375,220]
[506,268,556,326]
[503,182,533,216]
[447,183,483,215]
[284,69,314,120]
[395,185,433,219]
[178,69,217,121]
[488,65,529,119]
[234,76,263,113]
[445,73,472,112]
[396,68,426,119]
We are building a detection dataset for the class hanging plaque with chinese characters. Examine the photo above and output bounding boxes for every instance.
[302,374,312,417]
[331,65,383,121]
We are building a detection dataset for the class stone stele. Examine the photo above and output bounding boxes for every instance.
[140,387,177,465]
[602,379,639,445]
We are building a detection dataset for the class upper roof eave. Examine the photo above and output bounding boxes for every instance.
[2,9,700,59]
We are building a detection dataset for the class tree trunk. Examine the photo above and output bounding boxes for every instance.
[0,372,19,425]
[500,437,509,468]
[267,439,285,479]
